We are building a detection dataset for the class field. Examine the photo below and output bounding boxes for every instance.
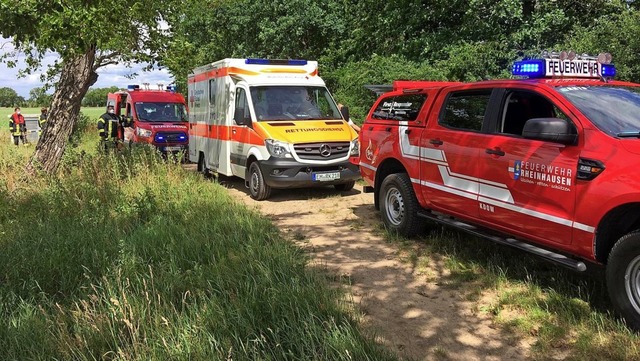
[0,134,396,359]
[1,106,103,120]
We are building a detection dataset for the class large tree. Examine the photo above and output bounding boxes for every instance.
[0,0,176,174]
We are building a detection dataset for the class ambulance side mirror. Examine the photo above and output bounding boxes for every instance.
[234,108,252,127]
[522,118,578,145]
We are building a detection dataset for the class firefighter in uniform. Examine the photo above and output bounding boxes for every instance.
[8,107,27,146]
[39,107,48,135]
[97,105,121,152]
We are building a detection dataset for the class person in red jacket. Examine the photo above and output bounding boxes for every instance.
[8,107,27,146]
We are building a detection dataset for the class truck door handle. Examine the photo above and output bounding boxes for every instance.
[368,126,374,131]
[232,128,237,134]
[404,129,411,135]
[385,127,392,132]
[429,138,443,146]
[485,148,505,157]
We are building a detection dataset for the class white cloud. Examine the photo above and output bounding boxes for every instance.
[0,38,174,98]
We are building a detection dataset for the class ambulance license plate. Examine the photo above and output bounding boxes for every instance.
[164,146,183,151]
[313,172,340,182]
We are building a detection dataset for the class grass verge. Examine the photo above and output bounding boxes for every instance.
[0,142,396,360]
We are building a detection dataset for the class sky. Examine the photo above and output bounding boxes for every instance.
[0,39,174,98]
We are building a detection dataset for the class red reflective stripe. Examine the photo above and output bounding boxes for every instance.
[189,124,263,146]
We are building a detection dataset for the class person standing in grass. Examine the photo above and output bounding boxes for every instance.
[8,107,27,146]
[38,107,48,135]
[97,105,121,152]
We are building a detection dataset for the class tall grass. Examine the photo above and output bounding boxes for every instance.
[0,143,395,360]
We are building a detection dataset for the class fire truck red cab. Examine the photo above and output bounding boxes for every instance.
[359,52,640,329]
[107,84,188,153]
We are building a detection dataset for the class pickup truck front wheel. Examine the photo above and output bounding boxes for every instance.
[606,231,640,331]
[379,173,425,237]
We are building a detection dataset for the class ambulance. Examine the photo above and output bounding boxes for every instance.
[187,58,360,200]
[359,51,640,329]
[107,84,188,153]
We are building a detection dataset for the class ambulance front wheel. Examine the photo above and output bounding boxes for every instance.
[334,181,355,192]
[249,162,272,201]
[379,173,426,238]
[606,231,640,331]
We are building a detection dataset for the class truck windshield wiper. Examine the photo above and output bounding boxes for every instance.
[617,131,640,138]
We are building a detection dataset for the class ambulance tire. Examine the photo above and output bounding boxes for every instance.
[379,173,426,238]
[248,162,272,201]
[606,231,640,331]
[334,181,355,192]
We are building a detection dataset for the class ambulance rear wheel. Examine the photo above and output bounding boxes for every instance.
[606,231,640,331]
[334,181,355,192]
[379,173,426,238]
[249,162,272,201]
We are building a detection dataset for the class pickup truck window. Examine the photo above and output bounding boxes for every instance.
[500,90,569,136]
[371,94,426,122]
[558,86,640,137]
[439,90,491,131]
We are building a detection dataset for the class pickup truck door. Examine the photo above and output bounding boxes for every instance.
[477,87,580,245]
[419,88,498,222]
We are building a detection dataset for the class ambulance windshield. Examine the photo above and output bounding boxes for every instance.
[558,86,640,137]
[250,86,342,121]
[135,102,187,122]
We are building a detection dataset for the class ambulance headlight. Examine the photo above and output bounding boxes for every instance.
[265,139,292,158]
[137,128,152,138]
[350,137,360,156]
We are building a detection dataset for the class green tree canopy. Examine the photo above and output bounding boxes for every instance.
[82,86,120,107]
[0,0,177,173]
[0,87,23,108]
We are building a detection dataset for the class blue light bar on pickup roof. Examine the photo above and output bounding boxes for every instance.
[245,58,308,66]
[512,58,616,79]
[127,84,140,91]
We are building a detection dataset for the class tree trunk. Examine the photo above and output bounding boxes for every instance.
[26,46,99,175]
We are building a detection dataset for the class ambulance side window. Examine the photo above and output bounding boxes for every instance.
[500,90,571,136]
[209,79,216,104]
[439,90,491,131]
[371,94,426,121]
[234,88,251,125]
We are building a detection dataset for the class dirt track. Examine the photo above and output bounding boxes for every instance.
[218,176,532,360]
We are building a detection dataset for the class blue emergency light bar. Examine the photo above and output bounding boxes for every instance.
[127,84,140,91]
[512,57,616,79]
[166,85,177,92]
[245,58,308,66]
[512,59,546,78]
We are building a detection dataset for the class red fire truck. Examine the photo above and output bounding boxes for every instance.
[107,84,188,153]
[359,51,640,329]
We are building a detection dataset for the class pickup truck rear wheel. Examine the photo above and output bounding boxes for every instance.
[606,231,640,331]
[248,162,272,201]
[379,173,425,237]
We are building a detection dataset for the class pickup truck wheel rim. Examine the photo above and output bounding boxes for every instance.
[625,255,640,315]
[385,188,404,226]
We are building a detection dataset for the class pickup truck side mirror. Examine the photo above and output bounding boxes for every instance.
[522,117,578,145]
[234,108,252,127]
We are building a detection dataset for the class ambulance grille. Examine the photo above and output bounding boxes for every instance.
[293,141,350,161]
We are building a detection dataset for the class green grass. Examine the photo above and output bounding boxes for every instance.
[383,225,640,360]
[1,107,103,120]
[0,142,396,360]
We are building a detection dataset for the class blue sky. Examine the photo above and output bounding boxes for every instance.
[0,39,174,98]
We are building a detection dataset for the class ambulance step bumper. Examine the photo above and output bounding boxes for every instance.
[417,210,587,272]
[259,158,360,189]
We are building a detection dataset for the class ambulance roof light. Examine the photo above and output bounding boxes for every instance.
[127,84,140,91]
[245,58,308,66]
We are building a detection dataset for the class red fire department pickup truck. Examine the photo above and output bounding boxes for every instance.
[359,52,640,329]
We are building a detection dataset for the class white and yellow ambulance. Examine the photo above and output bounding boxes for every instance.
[188,58,360,200]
